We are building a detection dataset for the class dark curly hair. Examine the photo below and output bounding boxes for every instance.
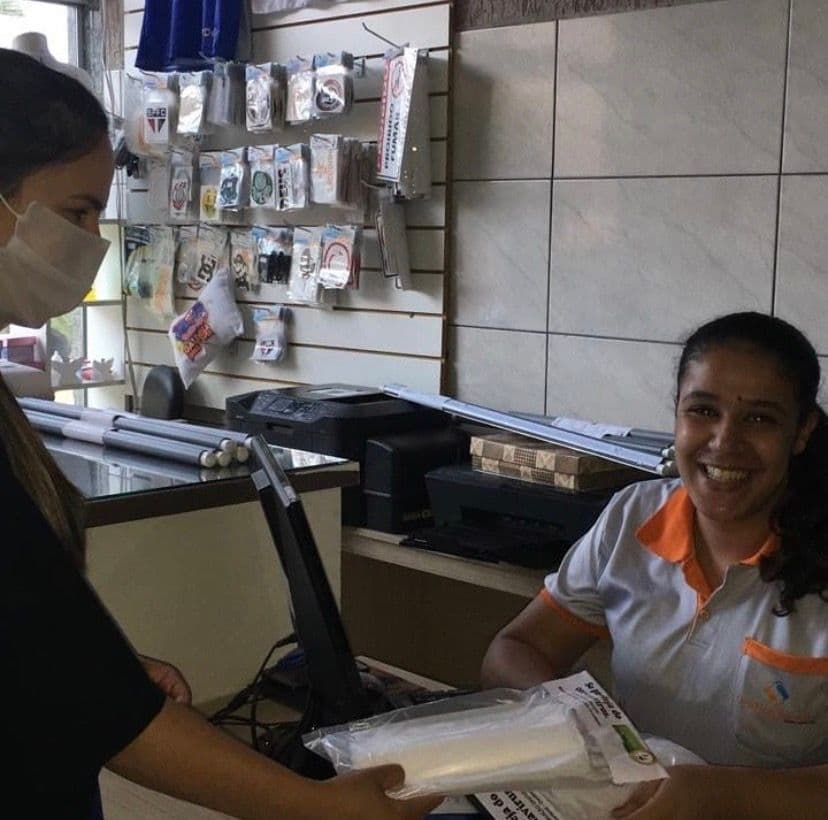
[676,311,828,616]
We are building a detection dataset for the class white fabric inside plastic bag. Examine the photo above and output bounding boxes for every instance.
[477,737,705,820]
[303,673,667,800]
[168,269,243,388]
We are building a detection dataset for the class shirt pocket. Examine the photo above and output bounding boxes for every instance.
[731,637,828,764]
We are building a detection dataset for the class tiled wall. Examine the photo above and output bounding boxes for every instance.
[448,0,828,430]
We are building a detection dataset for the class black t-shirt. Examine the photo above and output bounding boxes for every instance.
[0,444,165,816]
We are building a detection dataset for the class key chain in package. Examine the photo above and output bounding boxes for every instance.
[318,224,361,289]
[169,269,244,389]
[310,134,343,205]
[246,62,285,132]
[230,229,259,292]
[142,73,178,154]
[218,147,249,212]
[253,226,292,284]
[286,56,314,123]
[177,71,212,136]
[248,144,276,210]
[287,226,323,304]
[168,148,197,222]
[312,52,354,118]
[251,305,290,362]
[275,144,309,211]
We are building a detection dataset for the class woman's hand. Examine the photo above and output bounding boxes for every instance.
[139,654,192,704]
[612,765,718,820]
[318,764,443,820]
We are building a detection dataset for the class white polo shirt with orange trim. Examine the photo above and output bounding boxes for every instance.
[544,478,828,767]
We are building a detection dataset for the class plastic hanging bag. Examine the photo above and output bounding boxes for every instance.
[287,226,323,304]
[207,62,246,127]
[177,71,212,136]
[318,224,361,289]
[310,133,343,205]
[248,144,277,210]
[253,226,292,285]
[230,229,259,292]
[275,143,310,211]
[246,62,285,132]
[303,672,668,800]
[312,51,353,118]
[141,72,178,154]
[199,152,223,223]
[124,226,176,319]
[286,56,314,123]
[169,269,243,389]
[251,305,290,362]
[168,148,198,222]
[217,147,249,213]
[187,225,229,292]
[174,224,199,284]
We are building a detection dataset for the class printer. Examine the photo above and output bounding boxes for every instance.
[225,384,461,526]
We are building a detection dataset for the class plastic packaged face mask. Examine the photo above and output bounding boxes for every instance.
[169,149,197,222]
[248,144,276,209]
[177,71,212,136]
[253,226,292,285]
[318,224,361,289]
[198,152,222,223]
[312,51,354,118]
[207,62,246,127]
[142,73,178,152]
[246,62,285,132]
[169,269,243,389]
[286,56,314,123]
[188,225,228,292]
[310,134,343,205]
[274,143,309,211]
[230,229,258,292]
[251,305,290,362]
[218,147,249,212]
[287,226,323,304]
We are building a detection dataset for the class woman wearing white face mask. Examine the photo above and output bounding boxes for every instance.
[0,49,441,820]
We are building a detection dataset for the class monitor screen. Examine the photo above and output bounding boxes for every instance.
[249,436,372,733]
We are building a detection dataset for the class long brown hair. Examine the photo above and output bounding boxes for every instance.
[0,49,109,563]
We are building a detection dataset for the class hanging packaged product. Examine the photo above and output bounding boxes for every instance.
[142,72,178,153]
[124,225,153,297]
[310,134,344,205]
[275,143,310,211]
[198,151,222,223]
[318,224,361,290]
[177,71,213,137]
[246,62,285,132]
[169,269,244,389]
[146,156,171,216]
[287,226,324,304]
[248,144,277,210]
[377,47,432,199]
[253,226,293,284]
[168,148,198,222]
[207,62,246,128]
[174,224,199,284]
[376,189,412,290]
[124,72,151,157]
[251,305,290,362]
[189,224,229,292]
[286,56,314,124]
[312,51,354,118]
[217,147,249,212]
[124,225,176,319]
[343,138,367,210]
[230,229,259,292]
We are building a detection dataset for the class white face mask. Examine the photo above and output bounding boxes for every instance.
[0,195,110,328]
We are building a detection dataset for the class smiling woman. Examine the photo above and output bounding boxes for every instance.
[481,312,828,820]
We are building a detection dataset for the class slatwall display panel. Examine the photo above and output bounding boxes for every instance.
[122,1,451,409]
[127,330,442,391]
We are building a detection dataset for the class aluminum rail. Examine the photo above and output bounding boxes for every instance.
[18,397,251,462]
[382,384,677,476]
[24,409,221,468]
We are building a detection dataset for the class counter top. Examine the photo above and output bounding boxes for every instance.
[43,434,359,528]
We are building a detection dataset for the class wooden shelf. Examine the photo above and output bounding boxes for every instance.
[342,526,546,599]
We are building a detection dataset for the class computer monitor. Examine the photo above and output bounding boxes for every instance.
[249,436,373,762]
